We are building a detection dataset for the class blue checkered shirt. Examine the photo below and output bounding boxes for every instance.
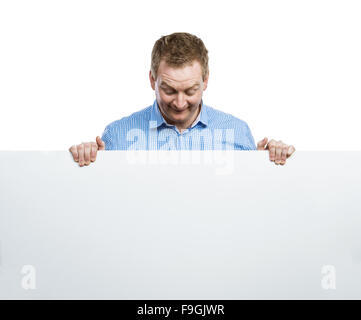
[101,100,256,150]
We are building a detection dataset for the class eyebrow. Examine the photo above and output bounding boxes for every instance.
[160,81,200,91]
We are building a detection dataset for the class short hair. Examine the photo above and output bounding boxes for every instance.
[151,32,209,81]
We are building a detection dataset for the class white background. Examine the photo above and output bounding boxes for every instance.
[0,0,360,150]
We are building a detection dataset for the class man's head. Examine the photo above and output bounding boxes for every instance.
[149,32,209,130]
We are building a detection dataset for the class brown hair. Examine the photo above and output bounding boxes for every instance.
[151,32,209,81]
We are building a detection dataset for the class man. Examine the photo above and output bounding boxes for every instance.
[69,32,295,166]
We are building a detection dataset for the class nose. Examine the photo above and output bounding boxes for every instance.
[173,93,187,110]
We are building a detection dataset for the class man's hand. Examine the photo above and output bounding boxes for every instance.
[257,137,295,165]
[69,136,105,167]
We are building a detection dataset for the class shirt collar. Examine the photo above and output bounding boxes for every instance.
[149,99,208,129]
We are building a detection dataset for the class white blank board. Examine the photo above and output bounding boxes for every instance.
[0,151,360,299]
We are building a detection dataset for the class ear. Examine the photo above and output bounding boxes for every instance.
[203,72,209,91]
[149,70,156,90]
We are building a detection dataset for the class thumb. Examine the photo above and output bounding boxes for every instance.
[257,137,268,150]
[96,136,105,150]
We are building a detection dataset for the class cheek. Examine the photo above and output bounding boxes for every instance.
[192,93,202,101]
[189,92,203,105]
[158,92,172,105]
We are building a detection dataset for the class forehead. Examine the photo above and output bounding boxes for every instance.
[157,60,202,88]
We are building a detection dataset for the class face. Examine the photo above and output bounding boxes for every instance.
[149,60,208,129]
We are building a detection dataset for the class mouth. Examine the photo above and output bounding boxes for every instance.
[170,106,189,113]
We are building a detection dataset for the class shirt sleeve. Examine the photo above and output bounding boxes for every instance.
[243,122,257,150]
[101,125,114,150]
[233,120,257,150]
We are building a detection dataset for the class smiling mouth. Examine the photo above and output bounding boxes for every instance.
[171,106,189,113]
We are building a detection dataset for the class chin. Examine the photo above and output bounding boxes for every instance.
[170,112,189,122]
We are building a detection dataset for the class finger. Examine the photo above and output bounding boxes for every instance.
[96,136,105,150]
[257,137,268,150]
[77,144,85,167]
[280,145,289,165]
[287,145,296,157]
[90,142,98,162]
[267,139,276,161]
[275,141,283,164]
[69,145,79,162]
[83,142,91,165]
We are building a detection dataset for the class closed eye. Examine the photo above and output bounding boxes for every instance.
[164,89,176,95]
[185,89,197,96]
